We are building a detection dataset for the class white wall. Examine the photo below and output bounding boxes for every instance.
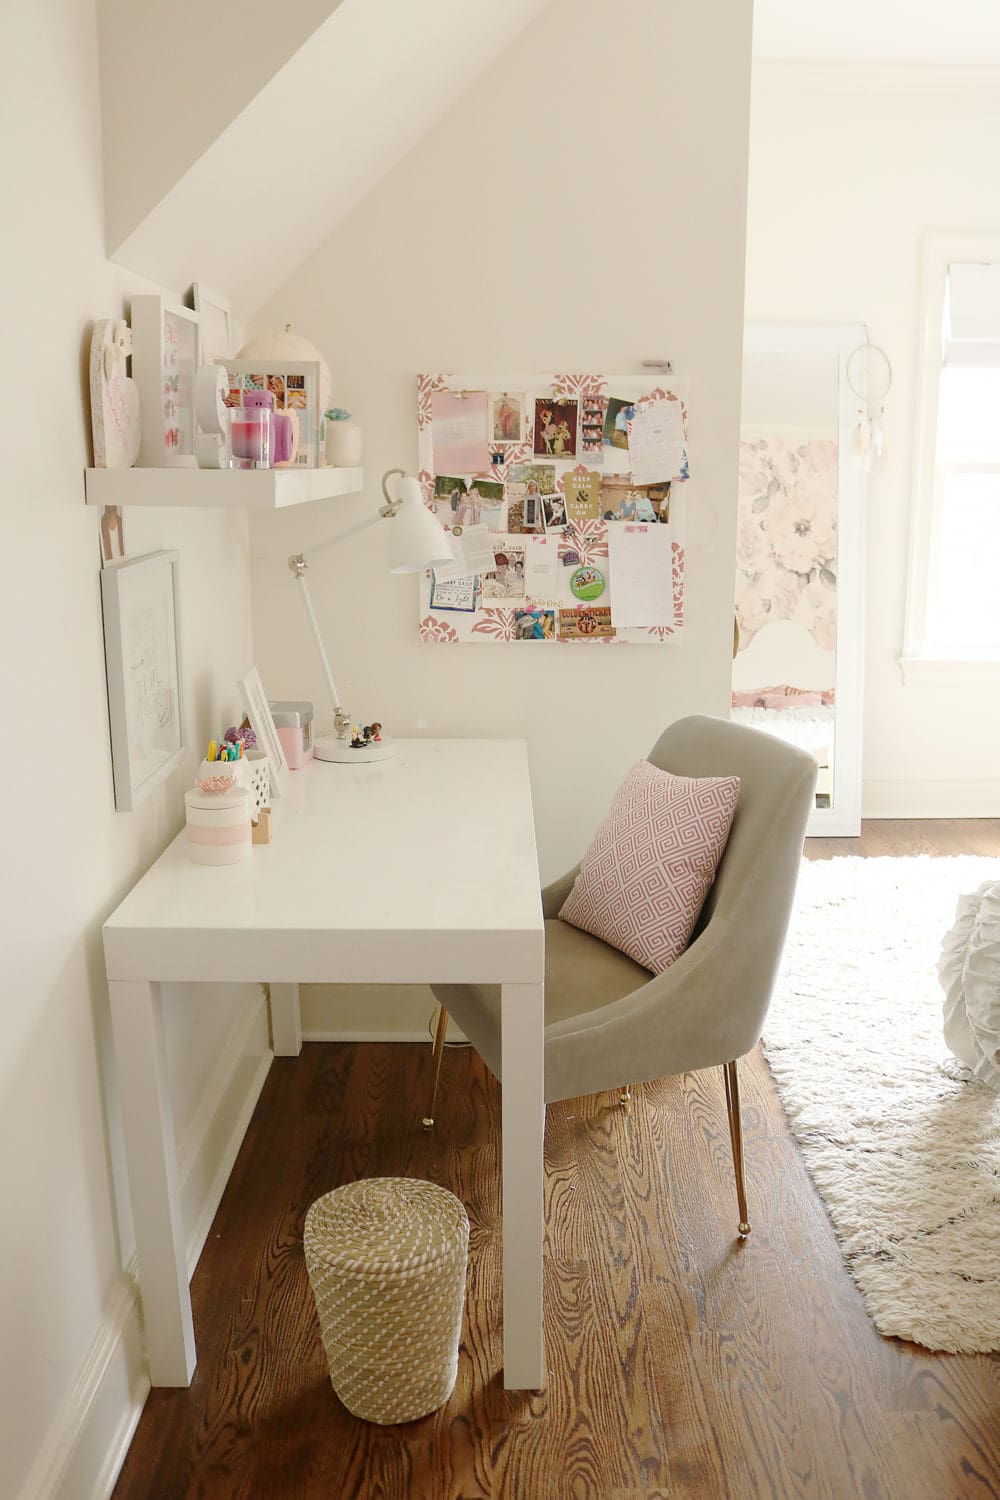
[746,67,1000,816]
[246,0,754,1035]
[1,5,268,1496]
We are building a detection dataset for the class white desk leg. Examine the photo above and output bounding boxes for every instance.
[500,981,545,1390]
[108,980,196,1387]
[269,982,302,1056]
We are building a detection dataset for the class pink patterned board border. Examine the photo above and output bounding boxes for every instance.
[416,372,688,645]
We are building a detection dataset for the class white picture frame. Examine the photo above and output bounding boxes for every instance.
[192,282,233,365]
[238,667,289,798]
[101,550,185,811]
[130,294,200,467]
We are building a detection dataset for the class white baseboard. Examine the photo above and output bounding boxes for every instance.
[862,778,1000,819]
[19,994,272,1500]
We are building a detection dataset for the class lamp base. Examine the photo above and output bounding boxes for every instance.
[314,732,397,764]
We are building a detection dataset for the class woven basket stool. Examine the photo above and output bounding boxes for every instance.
[304,1177,469,1424]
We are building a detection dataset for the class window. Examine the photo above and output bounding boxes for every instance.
[903,240,1000,679]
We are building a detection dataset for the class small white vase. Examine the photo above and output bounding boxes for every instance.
[325,419,362,467]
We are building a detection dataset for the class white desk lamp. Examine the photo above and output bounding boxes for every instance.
[288,469,455,763]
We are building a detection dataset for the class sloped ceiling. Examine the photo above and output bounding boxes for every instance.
[108,0,551,319]
[754,0,1000,63]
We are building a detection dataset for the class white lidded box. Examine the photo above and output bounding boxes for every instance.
[185,782,252,864]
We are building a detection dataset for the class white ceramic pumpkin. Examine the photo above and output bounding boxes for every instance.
[236,323,332,415]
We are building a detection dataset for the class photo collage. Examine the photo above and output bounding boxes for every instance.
[418,374,689,644]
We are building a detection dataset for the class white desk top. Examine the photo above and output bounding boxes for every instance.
[104,739,544,986]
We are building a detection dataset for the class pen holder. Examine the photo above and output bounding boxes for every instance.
[199,752,270,817]
[185,783,252,865]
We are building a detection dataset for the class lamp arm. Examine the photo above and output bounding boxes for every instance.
[289,562,345,717]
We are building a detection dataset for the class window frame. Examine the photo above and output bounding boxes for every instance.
[901,233,1000,683]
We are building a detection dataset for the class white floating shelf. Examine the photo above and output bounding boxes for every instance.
[84,466,366,511]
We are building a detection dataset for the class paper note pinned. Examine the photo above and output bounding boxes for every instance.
[607,524,673,627]
[627,399,686,485]
[431,389,490,473]
[430,574,479,612]
[431,523,498,581]
[525,535,559,600]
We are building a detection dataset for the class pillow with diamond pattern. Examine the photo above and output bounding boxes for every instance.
[559,759,740,973]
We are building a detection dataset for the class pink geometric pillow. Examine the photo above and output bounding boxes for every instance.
[559,760,740,974]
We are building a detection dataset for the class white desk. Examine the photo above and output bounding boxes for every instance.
[103,740,545,1391]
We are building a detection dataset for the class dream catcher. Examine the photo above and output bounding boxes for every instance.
[846,340,893,471]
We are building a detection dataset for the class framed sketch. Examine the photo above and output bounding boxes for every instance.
[238,667,289,798]
[131,294,199,467]
[192,282,233,365]
[101,551,184,811]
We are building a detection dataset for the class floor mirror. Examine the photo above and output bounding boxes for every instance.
[734,324,867,836]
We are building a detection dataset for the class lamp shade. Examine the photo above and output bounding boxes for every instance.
[388,479,456,573]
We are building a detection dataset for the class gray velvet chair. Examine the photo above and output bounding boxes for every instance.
[426,714,817,1238]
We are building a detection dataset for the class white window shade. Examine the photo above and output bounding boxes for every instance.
[945,262,1000,366]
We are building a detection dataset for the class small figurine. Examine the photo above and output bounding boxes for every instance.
[350,724,365,749]
[362,725,374,744]
[371,721,382,742]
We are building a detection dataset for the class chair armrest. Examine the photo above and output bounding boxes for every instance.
[541,865,581,919]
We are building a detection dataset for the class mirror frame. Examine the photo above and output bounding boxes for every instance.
[739,323,868,837]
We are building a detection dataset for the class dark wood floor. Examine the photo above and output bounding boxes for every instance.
[113,821,1000,1500]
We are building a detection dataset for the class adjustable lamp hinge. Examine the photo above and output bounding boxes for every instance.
[288,553,307,579]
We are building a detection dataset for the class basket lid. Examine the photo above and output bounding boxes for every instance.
[305,1177,468,1277]
[185,783,251,812]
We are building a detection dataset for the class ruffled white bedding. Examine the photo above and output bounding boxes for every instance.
[939,880,1000,1093]
[731,704,833,766]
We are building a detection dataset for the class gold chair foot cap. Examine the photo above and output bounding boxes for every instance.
[738,1222,752,1237]
[421,1117,434,1131]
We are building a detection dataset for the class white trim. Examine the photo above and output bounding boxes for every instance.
[752,61,1000,94]
[742,322,868,837]
[899,655,1000,685]
[902,234,1000,666]
[302,1026,429,1043]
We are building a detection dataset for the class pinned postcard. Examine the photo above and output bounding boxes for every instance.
[606,523,673,628]
[580,394,605,456]
[525,535,559,600]
[558,606,615,640]
[533,398,578,458]
[513,608,555,640]
[488,390,526,444]
[432,523,499,581]
[482,540,526,601]
[627,398,686,485]
[431,389,490,473]
[542,492,567,530]
[564,469,601,523]
[430,574,479,612]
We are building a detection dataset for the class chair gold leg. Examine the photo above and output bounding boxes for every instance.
[723,1060,751,1237]
[422,1004,450,1130]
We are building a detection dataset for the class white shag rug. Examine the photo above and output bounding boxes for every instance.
[764,854,1000,1353]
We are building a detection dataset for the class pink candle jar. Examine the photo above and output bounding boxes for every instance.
[228,406,271,469]
[243,390,296,466]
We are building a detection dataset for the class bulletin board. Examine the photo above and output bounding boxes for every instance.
[416,372,688,644]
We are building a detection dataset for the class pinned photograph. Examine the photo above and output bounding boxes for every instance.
[507,463,554,534]
[600,474,671,523]
[482,542,526,601]
[455,479,504,529]
[603,396,635,450]
[488,390,526,444]
[542,492,568,530]
[513,608,555,640]
[581,394,606,455]
[533,398,578,458]
[433,474,468,528]
[558,606,615,640]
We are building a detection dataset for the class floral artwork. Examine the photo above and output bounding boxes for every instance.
[736,436,837,652]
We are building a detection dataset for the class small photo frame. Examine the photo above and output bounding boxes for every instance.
[238,667,289,798]
[223,360,321,466]
[131,294,199,467]
[101,550,184,810]
[192,282,233,365]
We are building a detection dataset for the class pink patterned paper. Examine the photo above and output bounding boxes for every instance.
[559,760,740,974]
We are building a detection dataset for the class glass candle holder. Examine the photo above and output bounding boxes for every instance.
[228,406,272,469]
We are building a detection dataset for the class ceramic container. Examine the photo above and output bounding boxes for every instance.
[184,783,252,864]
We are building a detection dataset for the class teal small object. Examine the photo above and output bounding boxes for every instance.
[324,407,351,421]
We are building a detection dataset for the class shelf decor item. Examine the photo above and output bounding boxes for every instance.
[184,781,252,865]
[100,550,184,811]
[192,282,232,365]
[237,667,290,798]
[220,359,321,467]
[131,295,200,467]
[89,318,141,469]
[324,408,363,467]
